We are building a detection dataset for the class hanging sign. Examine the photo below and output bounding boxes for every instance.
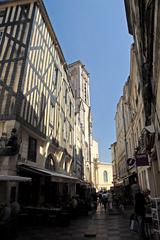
[135,153,149,167]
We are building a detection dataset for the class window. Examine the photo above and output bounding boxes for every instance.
[63,120,66,140]
[50,102,55,126]
[45,154,55,171]
[55,68,58,87]
[64,161,67,172]
[69,127,72,145]
[84,82,87,102]
[0,9,5,18]
[0,9,5,25]
[103,171,108,182]
[65,88,67,104]
[10,186,16,202]
[0,31,3,44]
[69,101,72,117]
[28,136,37,162]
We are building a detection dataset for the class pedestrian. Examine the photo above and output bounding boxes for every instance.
[70,196,78,218]
[10,200,20,238]
[131,180,140,206]
[134,187,147,239]
[0,202,11,240]
[98,191,103,206]
[102,191,108,212]
[107,191,113,210]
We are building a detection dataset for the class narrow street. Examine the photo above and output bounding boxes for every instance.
[1,0,160,239]
[17,206,139,240]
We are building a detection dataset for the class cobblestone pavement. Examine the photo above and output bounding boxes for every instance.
[17,206,140,240]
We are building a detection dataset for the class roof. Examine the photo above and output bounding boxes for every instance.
[0,175,31,182]
[124,0,133,35]
[69,60,90,76]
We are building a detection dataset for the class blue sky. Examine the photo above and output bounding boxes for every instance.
[44,0,133,162]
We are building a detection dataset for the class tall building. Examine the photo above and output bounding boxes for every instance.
[96,162,113,191]
[111,142,118,186]
[114,96,127,183]
[90,139,99,188]
[0,0,76,205]
[69,61,92,183]
[112,45,152,193]
[124,0,160,197]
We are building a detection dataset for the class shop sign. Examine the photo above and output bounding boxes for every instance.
[135,153,149,167]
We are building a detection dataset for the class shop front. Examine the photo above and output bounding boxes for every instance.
[17,164,78,207]
[0,175,31,205]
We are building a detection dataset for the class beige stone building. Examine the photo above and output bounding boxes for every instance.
[112,44,152,192]
[114,96,128,184]
[113,0,160,197]
[95,162,113,191]
[90,138,99,188]
[124,0,160,197]
[111,142,118,186]
[69,61,92,183]
[90,138,113,191]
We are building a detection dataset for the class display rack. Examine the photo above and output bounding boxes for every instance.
[151,198,160,233]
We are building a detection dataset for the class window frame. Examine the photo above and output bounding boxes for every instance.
[103,170,108,182]
[28,136,37,162]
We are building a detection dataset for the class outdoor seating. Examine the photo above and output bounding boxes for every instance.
[56,210,70,226]
[19,206,62,227]
[47,214,57,226]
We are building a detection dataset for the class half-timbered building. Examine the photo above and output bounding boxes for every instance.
[0,0,76,206]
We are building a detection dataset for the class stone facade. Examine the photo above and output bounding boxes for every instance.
[96,162,113,191]
[91,139,99,188]
[111,142,118,185]
[112,0,160,197]
[69,61,92,183]
[113,44,155,194]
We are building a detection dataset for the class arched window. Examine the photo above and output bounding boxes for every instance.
[45,154,56,171]
[103,171,108,182]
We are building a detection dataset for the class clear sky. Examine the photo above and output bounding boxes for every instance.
[44,0,133,163]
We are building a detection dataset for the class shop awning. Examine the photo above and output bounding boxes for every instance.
[18,164,79,183]
[0,175,31,182]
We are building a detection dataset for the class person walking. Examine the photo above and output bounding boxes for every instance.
[0,203,11,240]
[134,187,147,239]
[102,191,108,212]
[107,191,113,210]
[10,200,20,239]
